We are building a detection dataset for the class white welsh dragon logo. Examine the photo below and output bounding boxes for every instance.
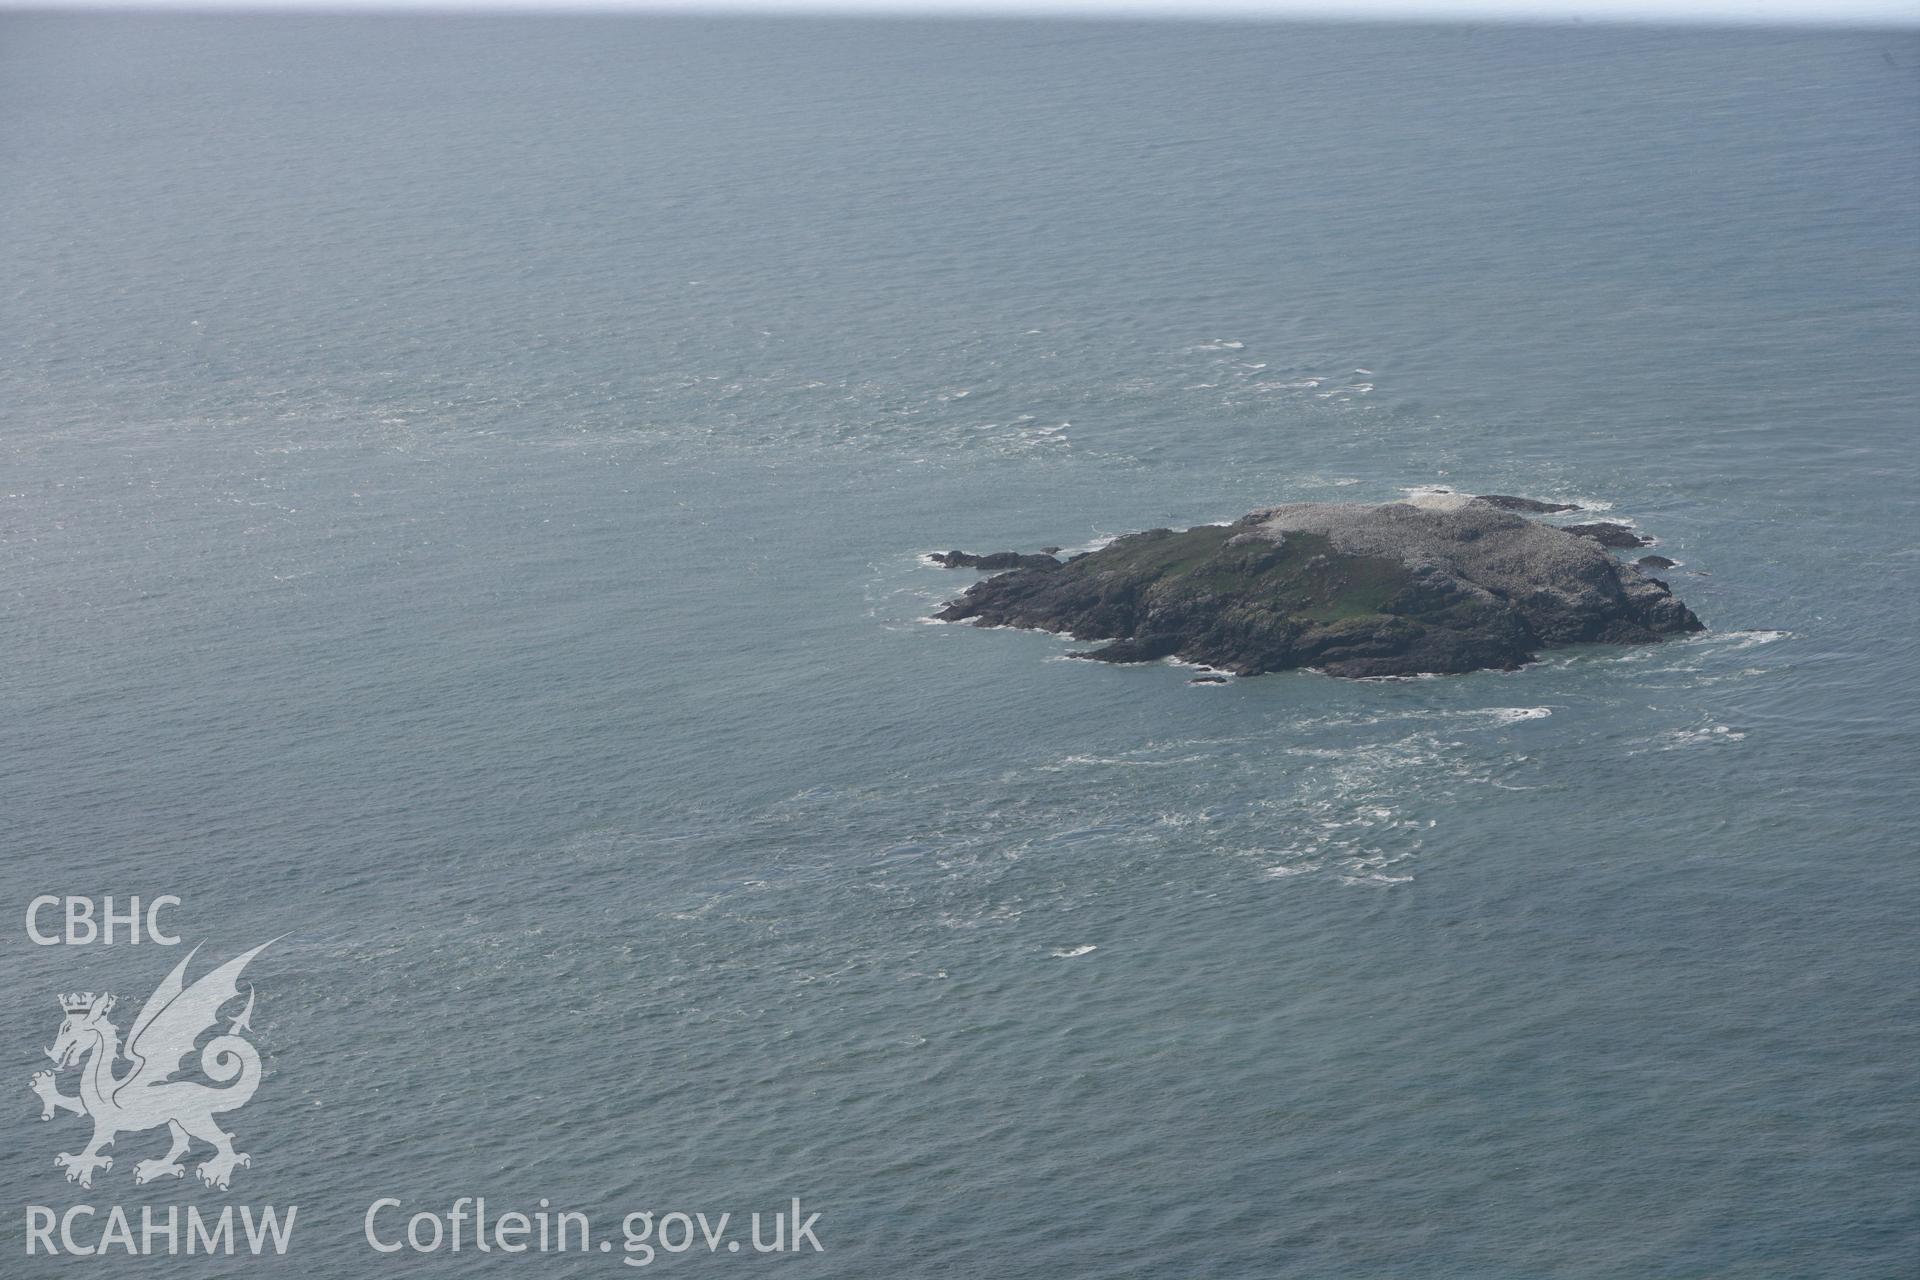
[30,942,272,1191]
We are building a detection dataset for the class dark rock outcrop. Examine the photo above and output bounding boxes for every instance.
[1474,493,1581,514]
[1636,554,1677,569]
[934,501,1704,679]
[931,549,1063,571]
[1563,522,1653,549]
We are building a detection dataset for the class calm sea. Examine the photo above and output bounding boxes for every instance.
[3,15,1917,1276]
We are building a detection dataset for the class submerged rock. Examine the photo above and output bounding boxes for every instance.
[934,501,1704,679]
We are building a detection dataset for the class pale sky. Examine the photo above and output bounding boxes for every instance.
[7,0,1918,21]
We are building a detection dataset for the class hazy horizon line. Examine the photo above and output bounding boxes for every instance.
[3,0,1916,27]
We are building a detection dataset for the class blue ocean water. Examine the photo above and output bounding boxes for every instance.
[2,15,1917,1276]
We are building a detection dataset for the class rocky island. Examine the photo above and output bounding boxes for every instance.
[933,495,1704,679]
